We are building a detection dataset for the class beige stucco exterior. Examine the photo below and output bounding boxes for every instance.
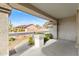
[0,12,8,55]
[58,16,76,41]
[0,3,11,55]
[0,3,79,56]
[76,10,79,47]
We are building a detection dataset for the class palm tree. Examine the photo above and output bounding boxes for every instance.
[9,19,13,32]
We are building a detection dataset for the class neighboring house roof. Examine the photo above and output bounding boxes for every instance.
[14,24,48,32]
[15,24,34,28]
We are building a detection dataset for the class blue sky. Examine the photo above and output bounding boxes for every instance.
[9,9,47,27]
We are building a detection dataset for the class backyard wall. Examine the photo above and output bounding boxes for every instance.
[58,16,76,41]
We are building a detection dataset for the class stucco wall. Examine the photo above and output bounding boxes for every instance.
[49,25,57,39]
[76,10,79,48]
[0,12,8,55]
[58,16,76,41]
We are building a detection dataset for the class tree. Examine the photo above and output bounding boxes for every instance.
[35,24,41,28]
[43,22,49,28]
[9,24,14,32]
[43,21,53,28]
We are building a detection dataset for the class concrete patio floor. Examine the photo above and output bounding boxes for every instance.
[12,39,78,56]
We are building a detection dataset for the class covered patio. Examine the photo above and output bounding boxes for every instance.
[0,3,79,56]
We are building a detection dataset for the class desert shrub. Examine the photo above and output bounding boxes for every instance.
[44,33,53,44]
[28,36,34,45]
[9,37,15,41]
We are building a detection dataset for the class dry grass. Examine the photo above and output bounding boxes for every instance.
[9,35,32,50]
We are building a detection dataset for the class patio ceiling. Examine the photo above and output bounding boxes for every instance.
[0,3,78,19]
[7,3,78,21]
[31,3,78,19]
[8,3,57,24]
[0,4,12,13]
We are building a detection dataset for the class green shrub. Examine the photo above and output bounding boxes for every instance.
[44,33,53,44]
[44,37,49,44]
[9,37,15,41]
[28,37,34,45]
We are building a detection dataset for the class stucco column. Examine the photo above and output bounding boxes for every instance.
[76,10,79,44]
[76,9,79,55]
[0,4,12,55]
[0,12,8,55]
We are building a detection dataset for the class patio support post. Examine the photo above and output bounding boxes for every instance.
[0,3,11,55]
[76,8,79,55]
[0,11,9,55]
